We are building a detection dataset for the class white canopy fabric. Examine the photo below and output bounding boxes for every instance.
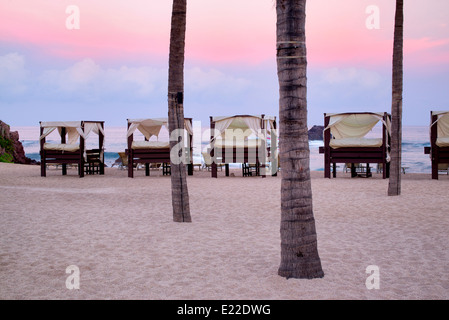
[431,111,449,139]
[127,118,167,140]
[212,115,276,123]
[127,118,193,140]
[40,121,104,144]
[131,141,170,149]
[40,121,82,128]
[211,115,275,140]
[324,112,390,139]
[84,122,105,140]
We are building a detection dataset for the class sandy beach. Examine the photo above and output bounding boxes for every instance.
[0,162,448,300]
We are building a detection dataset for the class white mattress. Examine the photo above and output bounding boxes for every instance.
[214,139,263,149]
[131,141,170,149]
[43,143,80,152]
[436,137,449,147]
[330,138,383,149]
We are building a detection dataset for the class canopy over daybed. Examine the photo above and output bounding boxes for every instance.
[324,112,391,142]
[210,115,275,139]
[126,118,193,141]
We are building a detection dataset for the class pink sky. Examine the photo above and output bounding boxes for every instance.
[1,0,447,68]
[1,0,448,127]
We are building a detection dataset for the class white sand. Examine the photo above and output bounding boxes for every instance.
[0,162,448,300]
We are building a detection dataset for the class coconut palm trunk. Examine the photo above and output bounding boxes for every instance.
[388,0,404,196]
[276,0,324,279]
[168,0,191,222]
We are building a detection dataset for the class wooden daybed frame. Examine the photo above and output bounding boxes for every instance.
[126,118,194,178]
[424,111,449,180]
[40,121,105,178]
[319,112,391,179]
[208,114,277,178]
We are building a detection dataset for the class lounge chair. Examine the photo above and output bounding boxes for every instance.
[242,163,259,176]
[202,152,224,171]
[344,163,372,177]
[117,152,128,170]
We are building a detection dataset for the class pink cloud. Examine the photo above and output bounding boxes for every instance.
[405,37,449,53]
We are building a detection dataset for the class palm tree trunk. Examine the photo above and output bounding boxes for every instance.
[276,0,324,279]
[388,0,404,196]
[168,0,191,222]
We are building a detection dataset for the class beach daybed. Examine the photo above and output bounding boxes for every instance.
[207,114,277,178]
[319,112,391,179]
[126,118,193,178]
[424,111,449,179]
[40,121,105,177]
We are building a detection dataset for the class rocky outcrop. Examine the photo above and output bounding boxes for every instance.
[308,125,324,141]
[0,120,37,164]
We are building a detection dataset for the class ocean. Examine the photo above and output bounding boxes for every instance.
[12,125,432,174]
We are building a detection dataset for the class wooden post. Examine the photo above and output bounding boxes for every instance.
[383,113,391,179]
[188,118,193,176]
[99,122,105,175]
[366,163,371,177]
[431,112,439,180]
[144,135,150,176]
[127,121,134,178]
[324,114,331,178]
[60,127,67,176]
[40,124,46,177]
[260,114,266,178]
[271,117,278,176]
[79,122,84,178]
[381,113,387,179]
[351,164,357,178]
[210,116,217,178]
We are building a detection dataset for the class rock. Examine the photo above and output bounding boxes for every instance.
[0,120,14,163]
[0,120,10,138]
[10,131,35,164]
[111,156,123,168]
[0,120,38,165]
[308,125,324,141]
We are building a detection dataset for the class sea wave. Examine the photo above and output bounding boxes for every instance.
[13,126,437,173]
